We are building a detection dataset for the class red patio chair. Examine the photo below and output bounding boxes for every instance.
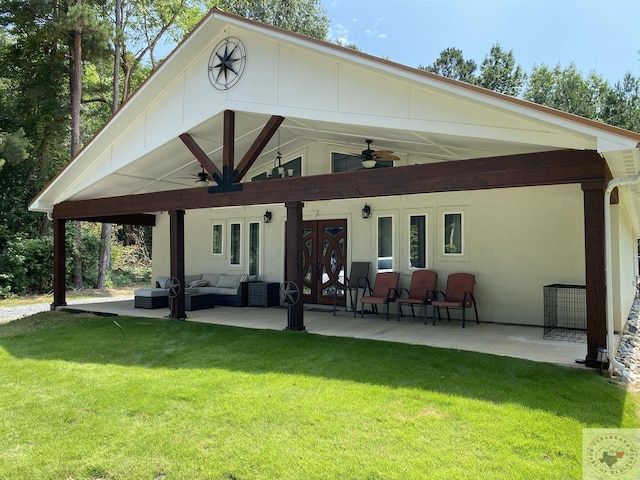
[397,270,438,322]
[359,272,400,321]
[430,273,478,328]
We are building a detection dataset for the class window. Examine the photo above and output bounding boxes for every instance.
[443,212,463,255]
[211,224,223,255]
[377,216,393,272]
[249,222,260,276]
[251,156,302,181]
[230,222,241,265]
[331,152,393,173]
[409,215,427,268]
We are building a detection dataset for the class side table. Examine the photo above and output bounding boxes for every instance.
[248,282,280,307]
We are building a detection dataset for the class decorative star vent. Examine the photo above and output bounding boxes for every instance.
[208,37,246,90]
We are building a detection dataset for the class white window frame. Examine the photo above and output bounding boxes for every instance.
[408,213,428,269]
[211,223,224,256]
[376,215,394,272]
[437,206,469,262]
[248,220,261,277]
[229,222,242,267]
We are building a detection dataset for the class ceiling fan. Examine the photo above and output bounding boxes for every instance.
[180,167,211,186]
[359,139,400,168]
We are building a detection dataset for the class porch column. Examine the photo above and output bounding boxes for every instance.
[51,217,67,309]
[582,181,607,366]
[169,209,186,319]
[285,201,305,331]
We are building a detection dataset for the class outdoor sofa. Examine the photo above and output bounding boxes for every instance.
[134,273,252,309]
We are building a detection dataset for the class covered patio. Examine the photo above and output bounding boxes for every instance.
[29,9,640,372]
[60,299,587,368]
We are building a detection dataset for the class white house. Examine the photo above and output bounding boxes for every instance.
[29,8,640,367]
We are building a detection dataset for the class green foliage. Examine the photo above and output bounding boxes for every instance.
[0,126,28,171]
[419,47,478,83]
[477,42,526,96]
[524,63,610,120]
[0,236,53,297]
[218,0,330,39]
[602,72,640,133]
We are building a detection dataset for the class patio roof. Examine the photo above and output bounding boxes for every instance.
[29,9,640,228]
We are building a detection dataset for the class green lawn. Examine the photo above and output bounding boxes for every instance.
[0,312,637,479]
[0,287,138,307]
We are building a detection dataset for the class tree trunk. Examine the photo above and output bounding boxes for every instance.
[71,0,84,289]
[97,0,122,289]
[97,223,112,288]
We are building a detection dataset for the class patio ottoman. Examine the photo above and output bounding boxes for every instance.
[134,289,169,309]
[185,293,216,311]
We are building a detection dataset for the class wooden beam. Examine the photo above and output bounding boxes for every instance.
[582,181,607,365]
[71,214,156,226]
[234,115,285,183]
[223,110,235,173]
[179,133,222,179]
[52,218,67,307]
[169,209,186,320]
[52,150,606,220]
[285,201,305,331]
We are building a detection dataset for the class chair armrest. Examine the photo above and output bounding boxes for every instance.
[386,287,399,302]
[462,291,476,307]
[425,289,437,303]
[397,288,410,299]
[358,276,372,294]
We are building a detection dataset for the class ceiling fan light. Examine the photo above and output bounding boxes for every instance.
[361,159,377,169]
[194,178,209,187]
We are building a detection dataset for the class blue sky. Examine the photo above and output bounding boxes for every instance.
[321,0,640,84]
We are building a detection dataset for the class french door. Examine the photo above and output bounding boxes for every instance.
[301,219,347,305]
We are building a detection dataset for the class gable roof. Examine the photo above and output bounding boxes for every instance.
[30,7,640,216]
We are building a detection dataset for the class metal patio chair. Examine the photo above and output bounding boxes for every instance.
[333,261,370,316]
[430,273,478,328]
[397,269,438,322]
[359,272,400,321]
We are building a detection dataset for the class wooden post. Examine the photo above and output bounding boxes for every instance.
[169,209,186,319]
[285,201,305,331]
[582,181,607,366]
[52,218,67,308]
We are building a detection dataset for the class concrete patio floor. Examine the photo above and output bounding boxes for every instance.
[60,298,589,369]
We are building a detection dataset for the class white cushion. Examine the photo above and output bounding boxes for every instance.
[202,273,220,285]
[216,274,242,289]
[189,279,209,288]
[135,288,168,297]
[156,276,170,289]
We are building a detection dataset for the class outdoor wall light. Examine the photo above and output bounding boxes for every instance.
[264,210,272,223]
[362,204,371,219]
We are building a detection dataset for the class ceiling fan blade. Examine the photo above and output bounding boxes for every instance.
[374,152,400,161]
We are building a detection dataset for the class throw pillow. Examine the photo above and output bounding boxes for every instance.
[189,279,209,288]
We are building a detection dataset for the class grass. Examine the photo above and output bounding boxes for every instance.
[0,312,638,479]
[0,287,138,307]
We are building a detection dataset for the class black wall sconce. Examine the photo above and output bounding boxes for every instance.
[362,204,371,219]
[264,210,272,223]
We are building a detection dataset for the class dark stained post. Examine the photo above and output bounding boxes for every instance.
[582,181,607,366]
[169,209,186,319]
[223,109,235,173]
[285,201,305,331]
[51,218,67,309]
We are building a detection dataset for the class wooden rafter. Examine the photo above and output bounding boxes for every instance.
[178,133,222,179]
[234,115,285,183]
